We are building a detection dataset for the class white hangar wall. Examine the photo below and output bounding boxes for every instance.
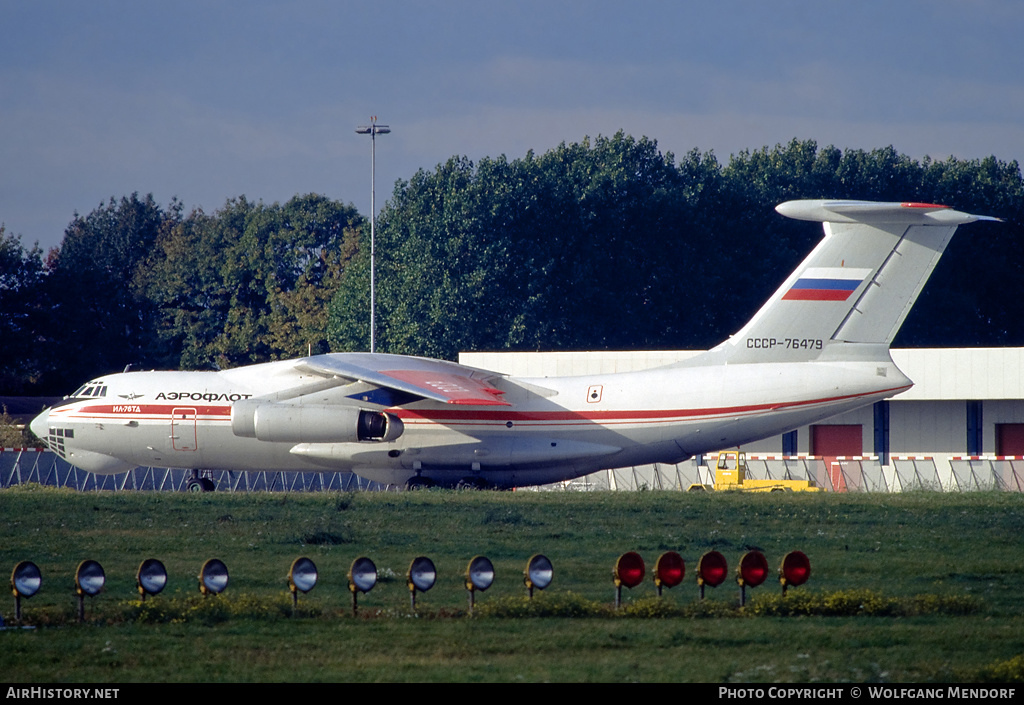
[459,348,1024,491]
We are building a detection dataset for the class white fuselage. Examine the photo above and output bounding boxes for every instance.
[31,354,910,488]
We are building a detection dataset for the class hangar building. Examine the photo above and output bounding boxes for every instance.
[460,348,1024,492]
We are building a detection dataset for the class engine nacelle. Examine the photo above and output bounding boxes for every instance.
[231,401,403,443]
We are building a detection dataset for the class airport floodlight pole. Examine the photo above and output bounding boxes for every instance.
[355,117,390,353]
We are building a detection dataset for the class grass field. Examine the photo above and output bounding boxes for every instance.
[1,485,1022,683]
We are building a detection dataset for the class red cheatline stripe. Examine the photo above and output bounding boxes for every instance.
[74,404,232,417]
[51,384,910,427]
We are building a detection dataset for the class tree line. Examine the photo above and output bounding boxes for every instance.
[2,135,1022,395]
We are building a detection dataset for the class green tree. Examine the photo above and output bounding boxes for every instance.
[898,155,1024,346]
[45,193,174,389]
[0,225,49,393]
[328,132,715,357]
[141,194,363,369]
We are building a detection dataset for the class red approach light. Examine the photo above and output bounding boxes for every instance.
[780,550,811,591]
[654,551,685,590]
[738,550,769,588]
[696,550,728,588]
[613,552,646,609]
[614,552,645,589]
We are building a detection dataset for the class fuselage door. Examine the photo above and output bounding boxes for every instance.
[171,407,198,452]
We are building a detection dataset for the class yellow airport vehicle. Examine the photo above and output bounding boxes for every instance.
[687,451,824,492]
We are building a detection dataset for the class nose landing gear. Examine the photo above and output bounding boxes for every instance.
[186,470,216,492]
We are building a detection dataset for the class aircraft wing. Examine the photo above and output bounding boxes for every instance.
[293,353,511,407]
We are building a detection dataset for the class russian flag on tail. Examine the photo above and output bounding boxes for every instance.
[782,267,872,301]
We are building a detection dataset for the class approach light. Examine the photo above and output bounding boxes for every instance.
[780,550,811,595]
[653,551,685,596]
[696,550,728,599]
[136,559,167,600]
[348,556,377,616]
[407,556,436,609]
[288,557,318,607]
[465,556,494,614]
[75,560,105,596]
[11,561,41,598]
[11,561,41,622]
[349,556,377,593]
[74,560,105,622]
[524,554,553,598]
[199,558,229,596]
[736,550,769,606]
[613,552,645,607]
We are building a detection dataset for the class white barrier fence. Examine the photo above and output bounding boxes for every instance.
[538,454,1024,492]
[3,449,1022,492]
[0,449,387,492]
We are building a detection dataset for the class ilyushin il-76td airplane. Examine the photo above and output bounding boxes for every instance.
[32,200,999,491]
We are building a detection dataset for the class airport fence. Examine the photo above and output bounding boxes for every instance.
[0,449,389,492]
[539,454,1024,492]
[3,449,1022,493]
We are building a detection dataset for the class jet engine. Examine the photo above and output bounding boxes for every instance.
[230,401,403,443]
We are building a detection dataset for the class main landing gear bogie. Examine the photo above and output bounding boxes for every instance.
[455,476,491,490]
[405,475,436,491]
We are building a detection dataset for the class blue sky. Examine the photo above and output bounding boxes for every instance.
[2,0,1022,251]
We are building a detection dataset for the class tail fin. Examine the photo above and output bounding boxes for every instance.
[709,200,998,364]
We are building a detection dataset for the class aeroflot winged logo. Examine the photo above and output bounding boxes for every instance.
[782,267,872,301]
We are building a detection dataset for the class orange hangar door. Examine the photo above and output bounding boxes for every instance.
[996,424,1024,456]
[810,424,863,492]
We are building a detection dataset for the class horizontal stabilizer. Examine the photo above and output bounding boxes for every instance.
[775,200,1000,226]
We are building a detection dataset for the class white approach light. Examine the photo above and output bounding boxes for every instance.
[288,557,318,608]
[136,558,168,600]
[75,560,105,597]
[199,558,229,595]
[11,561,41,622]
[524,554,553,598]
[348,556,377,616]
[74,560,105,623]
[289,557,318,593]
[407,556,437,609]
[465,556,494,614]
[11,561,41,598]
